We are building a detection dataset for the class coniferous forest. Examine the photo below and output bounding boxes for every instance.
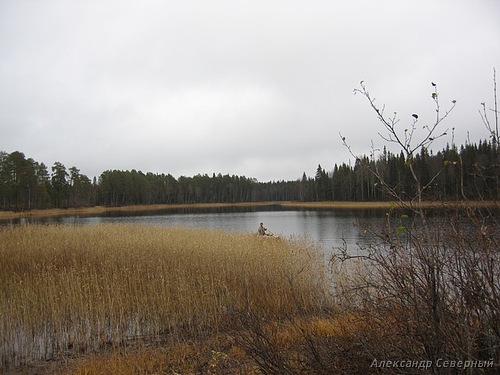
[0,139,498,211]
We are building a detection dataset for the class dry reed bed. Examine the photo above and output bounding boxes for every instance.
[0,224,328,368]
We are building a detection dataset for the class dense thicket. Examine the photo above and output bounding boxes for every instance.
[0,140,498,210]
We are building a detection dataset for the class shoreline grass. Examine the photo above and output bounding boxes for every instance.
[3,206,499,373]
[1,199,497,221]
[0,224,329,371]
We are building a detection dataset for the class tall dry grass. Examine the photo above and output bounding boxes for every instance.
[0,223,329,368]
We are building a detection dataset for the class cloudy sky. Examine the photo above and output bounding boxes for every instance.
[1,0,499,182]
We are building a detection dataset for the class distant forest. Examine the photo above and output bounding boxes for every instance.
[1,139,498,211]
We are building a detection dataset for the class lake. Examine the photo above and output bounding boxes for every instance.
[3,206,387,254]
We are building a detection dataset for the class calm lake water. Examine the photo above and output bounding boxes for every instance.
[3,206,387,253]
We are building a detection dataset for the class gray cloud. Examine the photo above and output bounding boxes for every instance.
[1,0,499,182]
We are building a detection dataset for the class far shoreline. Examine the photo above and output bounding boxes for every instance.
[0,200,497,220]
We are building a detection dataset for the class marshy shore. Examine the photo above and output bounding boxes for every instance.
[1,199,496,221]
[1,224,331,374]
[2,200,498,374]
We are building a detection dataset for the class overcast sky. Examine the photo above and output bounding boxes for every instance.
[1,0,499,182]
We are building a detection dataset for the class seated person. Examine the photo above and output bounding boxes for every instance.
[258,222,269,236]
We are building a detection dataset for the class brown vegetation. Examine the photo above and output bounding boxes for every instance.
[0,202,277,220]
[0,224,329,373]
[2,211,499,373]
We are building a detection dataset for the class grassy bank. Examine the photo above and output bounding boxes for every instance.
[2,200,496,221]
[3,211,498,373]
[0,202,278,220]
[0,224,329,372]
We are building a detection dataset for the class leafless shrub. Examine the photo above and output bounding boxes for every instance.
[200,77,500,374]
[328,78,500,373]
